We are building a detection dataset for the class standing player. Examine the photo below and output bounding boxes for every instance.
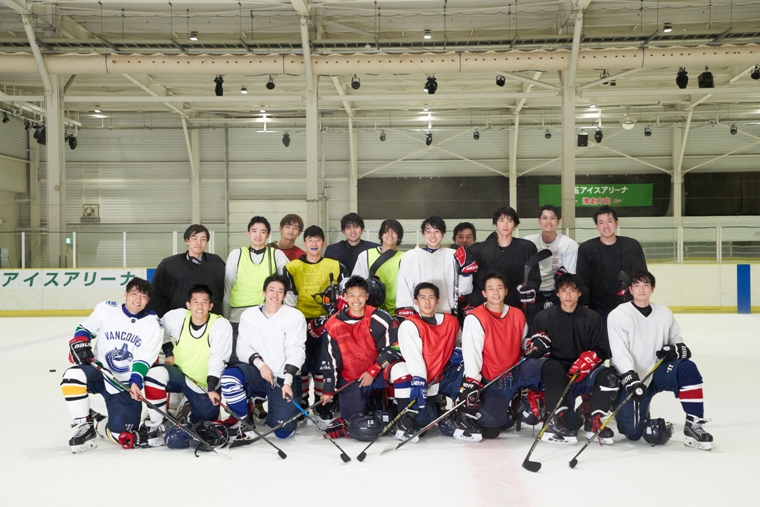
[147,224,225,317]
[142,285,233,445]
[529,273,619,445]
[352,219,405,317]
[324,212,379,274]
[268,214,306,262]
[60,277,163,452]
[577,205,647,324]
[608,270,713,450]
[451,222,477,248]
[220,274,307,439]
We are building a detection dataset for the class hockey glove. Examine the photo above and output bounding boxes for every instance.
[395,307,416,321]
[524,332,552,359]
[553,266,568,281]
[517,283,537,304]
[616,279,629,299]
[410,376,428,410]
[69,336,94,365]
[621,370,647,402]
[458,377,483,415]
[377,344,402,369]
[307,315,328,339]
[656,343,692,362]
[454,246,478,276]
[568,350,601,382]
[449,346,464,366]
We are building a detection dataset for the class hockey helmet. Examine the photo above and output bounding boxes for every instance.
[164,424,191,449]
[519,390,546,426]
[312,276,341,314]
[643,418,673,446]
[365,276,387,307]
[190,421,229,451]
[346,413,383,442]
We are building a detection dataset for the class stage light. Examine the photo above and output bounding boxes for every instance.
[67,134,78,150]
[189,31,198,41]
[751,66,760,80]
[266,75,275,90]
[424,76,437,95]
[380,130,386,142]
[473,130,480,140]
[698,67,714,89]
[282,132,290,147]
[424,29,431,40]
[241,86,247,94]
[496,75,506,87]
[594,129,603,143]
[214,75,224,96]
[425,132,433,145]
[1,112,8,124]
[33,126,46,145]
[663,23,672,33]
[676,68,688,89]
[730,124,738,135]
[644,126,652,137]
[545,130,552,139]
[351,75,360,90]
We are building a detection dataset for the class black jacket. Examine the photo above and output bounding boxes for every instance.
[531,305,610,370]
[145,252,225,317]
[576,236,647,309]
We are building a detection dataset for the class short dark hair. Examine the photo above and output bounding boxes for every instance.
[555,273,582,292]
[187,284,213,302]
[263,273,290,292]
[413,282,440,300]
[629,270,656,288]
[453,222,477,241]
[126,277,152,298]
[341,213,365,231]
[539,205,561,220]
[247,216,271,233]
[183,224,210,242]
[420,216,446,235]
[483,271,508,289]
[378,219,404,245]
[593,205,618,224]
[492,206,520,227]
[303,225,325,241]
[344,275,369,293]
[280,214,304,233]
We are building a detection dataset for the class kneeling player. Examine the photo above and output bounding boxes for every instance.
[608,270,713,450]
[530,273,619,445]
[60,277,163,452]
[220,274,307,439]
[142,285,232,445]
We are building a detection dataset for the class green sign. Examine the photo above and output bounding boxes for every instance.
[538,184,653,207]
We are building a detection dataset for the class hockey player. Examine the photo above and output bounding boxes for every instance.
[220,274,307,439]
[324,212,379,274]
[523,205,578,311]
[529,273,619,445]
[396,216,476,319]
[319,276,407,436]
[60,277,163,452]
[142,284,233,446]
[459,271,533,440]
[608,270,713,450]
[452,222,477,248]
[577,205,647,324]
[147,224,225,318]
[352,219,405,316]
[268,213,306,262]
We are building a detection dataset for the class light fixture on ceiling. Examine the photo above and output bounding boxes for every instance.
[545,130,552,139]
[380,130,386,142]
[644,126,652,137]
[425,132,433,145]
[600,69,610,85]
[241,86,247,94]
[496,75,506,87]
[473,130,480,140]
[33,126,46,145]
[93,107,102,113]
[621,113,637,130]
[260,109,266,113]
[676,67,689,89]
[424,29,432,40]
[698,67,714,89]
[424,75,437,94]
[730,124,738,135]
[189,31,198,41]
[282,132,290,147]
[751,65,760,80]
[214,75,224,96]
[66,133,77,150]
[266,75,275,90]
[351,75,360,90]
[594,129,603,143]
[1,112,8,124]
[24,119,31,130]
[663,23,672,33]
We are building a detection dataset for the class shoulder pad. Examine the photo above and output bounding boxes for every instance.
[106,300,118,307]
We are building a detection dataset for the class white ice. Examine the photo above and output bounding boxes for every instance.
[1,314,758,507]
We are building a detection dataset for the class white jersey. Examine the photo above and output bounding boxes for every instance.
[77,301,163,392]
[396,247,473,314]
[223,247,289,323]
[237,304,307,384]
[161,308,233,380]
[607,302,683,385]
[523,232,579,292]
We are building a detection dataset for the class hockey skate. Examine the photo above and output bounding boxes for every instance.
[585,413,615,445]
[684,414,713,451]
[392,411,420,444]
[541,411,578,445]
[69,418,98,453]
[231,415,256,442]
[452,413,483,442]
[143,421,169,447]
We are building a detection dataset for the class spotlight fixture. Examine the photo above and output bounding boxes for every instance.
[93,107,102,114]
[241,86,247,94]
[751,65,760,80]
[67,134,78,150]
[189,31,198,41]
[644,126,652,137]
[473,130,480,140]
[676,68,689,89]
[380,130,386,142]
[423,75,437,95]
[266,75,275,90]
[594,129,603,143]
[424,29,432,40]
[545,129,552,139]
[282,132,290,147]
[1,112,8,124]
[698,67,714,89]
[425,132,433,146]
[33,126,46,145]
[351,75,360,90]
[496,75,506,87]
[214,75,224,96]
[577,132,589,147]
[600,69,610,85]
[24,119,31,131]
[730,124,738,135]
[621,113,637,131]
[663,23,672,33]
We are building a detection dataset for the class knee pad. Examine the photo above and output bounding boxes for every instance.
[60,367,89,399]
[482,426,501,439]
[596,370,620,389]
[676,360,703,386]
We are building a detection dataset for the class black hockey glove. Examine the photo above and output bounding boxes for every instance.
[620,370,647,402]
[69,336,94,365]
[517,283,537,304]
[457,377,483,415]
[524,332,551,359]
[656,343,691,362]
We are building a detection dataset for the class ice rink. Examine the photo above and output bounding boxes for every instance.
[1,313,758,507]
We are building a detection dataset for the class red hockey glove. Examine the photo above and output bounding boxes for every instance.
[568,351,601,382]
[307,315,328,339]
[454,246,478,275]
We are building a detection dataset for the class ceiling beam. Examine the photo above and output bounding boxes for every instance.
[330,76,353,118]
[122,73,189,119]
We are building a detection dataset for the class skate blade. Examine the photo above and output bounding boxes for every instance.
[585,432,614,446]
[453,429,483,442]
[684,437,712,451]
[71,440,98,454]
[541,434,577,445]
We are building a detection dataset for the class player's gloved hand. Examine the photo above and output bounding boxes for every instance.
[449,347,464,366]
[554,266,568,281]
[307,315,328,339]
[333,293,348,315]
[517,283,537,304]
[377,345,402,369]
[616,279,629,298]
[462,305,476,316]
[524,332,552,359]
[395,307,416,321]
[69,336,94,364]
[458,377,483,415]
[454,246,478,276]
[568,350,601,382]
[620,370,647,402]
[656,343,692,361]
[410,376,428,410]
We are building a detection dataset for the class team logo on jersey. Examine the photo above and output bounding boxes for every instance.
[105,343,133,374]
[106,301,118,307]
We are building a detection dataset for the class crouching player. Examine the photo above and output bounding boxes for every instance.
[142,284,233,446]
[319,276,407,439]
[60,277,163,452]
[220,274,307,439]
[608,270,713,450]
[529,273,619,445]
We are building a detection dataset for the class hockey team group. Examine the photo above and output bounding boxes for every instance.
[60,203,713,466]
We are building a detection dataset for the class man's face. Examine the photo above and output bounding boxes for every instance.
[247,223,269,249]
[414,288,439,317]
[343,223,364,245]
[539,211,559,234]
[454,228,475,247]
[345,286,368,315]
[263,281,286,306]
[557,284,580,311]
[595,213,618,240]
[124,288,149,314]
[495,215,516,237]
[304,235,325,256]
[186,292,212,320]
[423,227,443,250]
[381,228,399,247]
[280,223,301,242]
[482,277,506,306]
[185,232,208,258]
[630,279,654,306]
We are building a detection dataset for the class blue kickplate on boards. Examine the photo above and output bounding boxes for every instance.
[147,268,156,283]
[737,264,750,314]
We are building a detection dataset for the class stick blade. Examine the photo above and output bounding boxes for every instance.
[340,453,351,463]
[357,451,367,462]
[569,458,578,469]
[278,450,287,460]
[380,444,397,455]
[522,459,542,473]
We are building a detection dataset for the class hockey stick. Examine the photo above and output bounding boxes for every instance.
[356,399,416,462]
[287,394,351,463]
[229,379,358,449]
[522,249,552,313]
[452,255,460,318]
[178,369,287,460]
[91,362,222,456]
[382,358,526,455]
[569,359,664,469]
[521,372,579,473]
